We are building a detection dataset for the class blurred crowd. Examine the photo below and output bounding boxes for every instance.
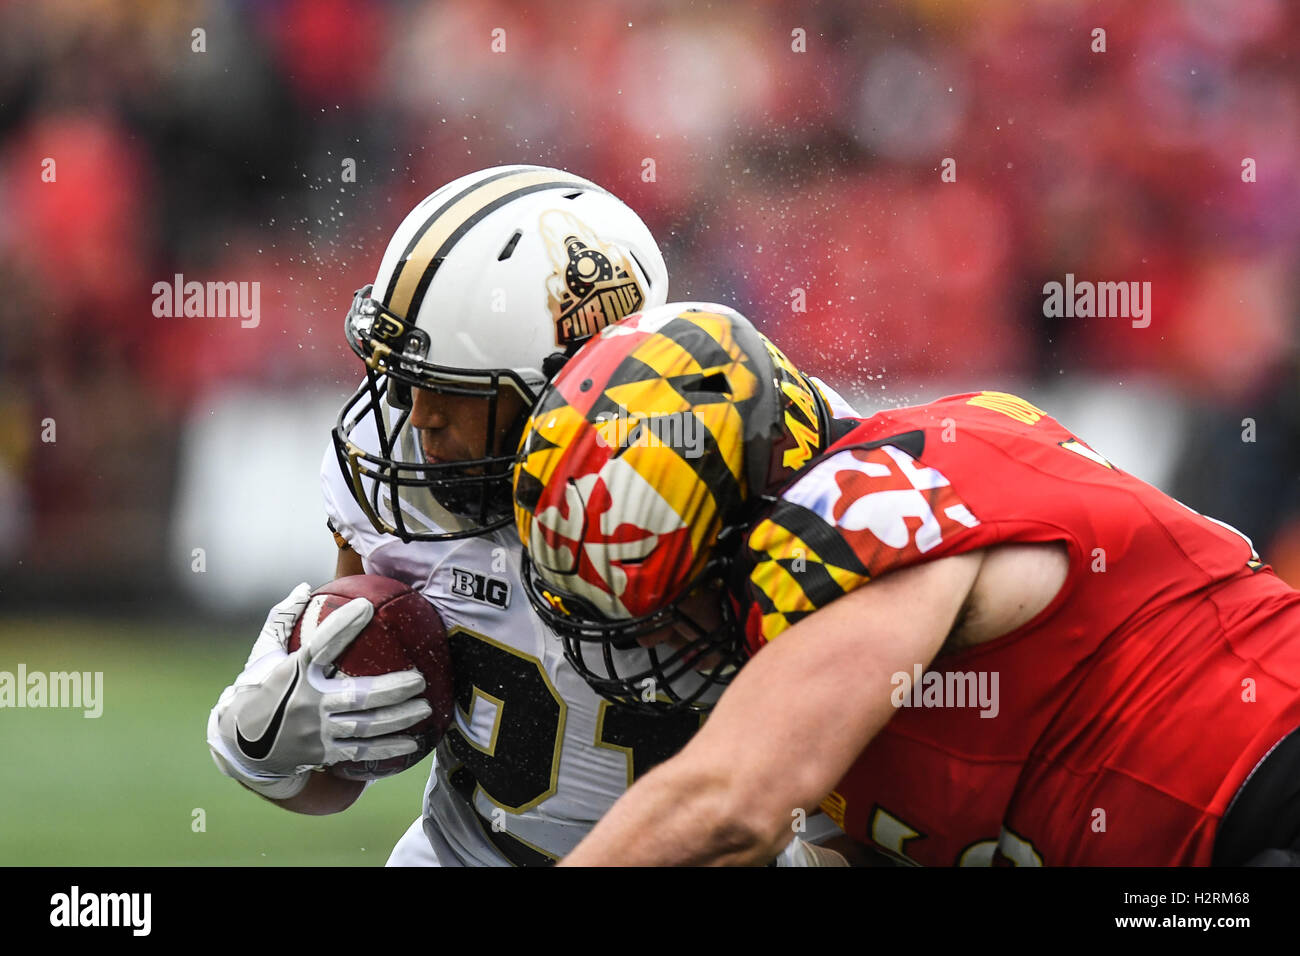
[1,0,1298,607]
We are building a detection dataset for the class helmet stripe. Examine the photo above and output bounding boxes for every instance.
[383,166,528,307]
[384,169,602,321]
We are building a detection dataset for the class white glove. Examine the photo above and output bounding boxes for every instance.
[774,836,851,867]
[207,583,432,799]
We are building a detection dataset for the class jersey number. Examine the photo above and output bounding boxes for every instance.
[443,627,700,811]
[870,806,1043,866]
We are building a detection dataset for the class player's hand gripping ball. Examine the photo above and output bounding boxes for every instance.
[288,575,455,780]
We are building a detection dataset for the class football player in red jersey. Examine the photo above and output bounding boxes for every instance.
[513,301,1300,866]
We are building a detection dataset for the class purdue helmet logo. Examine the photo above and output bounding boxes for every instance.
[372,312,407,341]
[542,209,645,346]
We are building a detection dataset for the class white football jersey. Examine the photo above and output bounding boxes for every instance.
[321,397,712,866]
[322,379,855,865]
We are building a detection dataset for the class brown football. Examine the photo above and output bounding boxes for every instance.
[287,574,454,781]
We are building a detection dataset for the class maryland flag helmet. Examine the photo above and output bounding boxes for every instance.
[513,302,833,710]
[333,165,667,542]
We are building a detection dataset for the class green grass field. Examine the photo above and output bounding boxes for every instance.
[0,616,431,865]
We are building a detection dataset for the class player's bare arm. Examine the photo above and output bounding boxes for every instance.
[940,541,1069,650]
[561,550,984,865]
[560,541,1069,865]
[334,535,365,579]
[258,766,366,815]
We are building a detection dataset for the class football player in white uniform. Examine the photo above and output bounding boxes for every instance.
[207,165,849,865]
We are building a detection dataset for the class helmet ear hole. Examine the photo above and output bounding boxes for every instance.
[388,377,414,410]
[682,371,731,395]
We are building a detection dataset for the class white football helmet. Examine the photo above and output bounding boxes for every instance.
[333,165,669,541]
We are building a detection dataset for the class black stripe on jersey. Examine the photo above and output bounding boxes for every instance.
[405,179,603,323]
[748,576,778,616]
[756,499,871,578]
[747,561,827,628]
[854,429,926,460]
[382,167,525,309]
[779,554,848,608]
[828,415,860,444]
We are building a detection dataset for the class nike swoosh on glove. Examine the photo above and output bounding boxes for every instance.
[207,583,431,799]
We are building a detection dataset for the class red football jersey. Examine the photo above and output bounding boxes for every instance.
[741,391,1300,865]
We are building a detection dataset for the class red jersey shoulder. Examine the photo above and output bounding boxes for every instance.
[742,423,982,648]
[739,390,1095,648]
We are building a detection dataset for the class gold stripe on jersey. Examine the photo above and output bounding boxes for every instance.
[748,514,811,564]
[966,391,1045,425]
[386,168,591,319]
[760,611,795,641]
[748,543,818,640]
[747,514,872,643]
[749,515,873,592]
